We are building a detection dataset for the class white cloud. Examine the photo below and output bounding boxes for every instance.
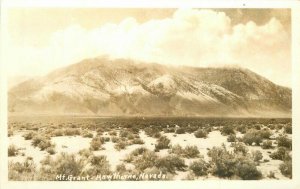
[4,9,291,87]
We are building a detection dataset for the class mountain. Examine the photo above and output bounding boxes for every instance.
[8,56,292,117]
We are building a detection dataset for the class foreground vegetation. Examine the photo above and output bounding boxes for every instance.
[8,116,292,180]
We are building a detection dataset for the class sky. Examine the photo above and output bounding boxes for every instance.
[2,8,291,87]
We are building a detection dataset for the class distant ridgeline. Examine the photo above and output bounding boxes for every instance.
[8,57,291,117]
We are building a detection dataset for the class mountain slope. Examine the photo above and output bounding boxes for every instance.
[8,57,292,117]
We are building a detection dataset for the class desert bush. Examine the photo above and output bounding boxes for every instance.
[23,132,35,140]
[8,158,36,181]
[251,150,263,163]
[8,144,19,157]
[236,125,247,134]
[90,137,103,151]
[175,128,185,134]
[131,138,144,145]
[38,153,84,180]
[169,144,184,156]
[262,140,273,149]
[32,135,53,151]
[52,129,63,137]
[111,136,119,143]
[232,142,248,156]
[277,135,292,150]
[155,155,187,173]
[254,124,261,130]
[208,145,236,178]
[78,148,93,159]
[221,126,235,136]
[267,171,276,179]
[64,128,81,136]
[115,141,127,151]
[205,127,212,133]
[194,129,207,138]
[87,155,111,175]
[279,160,292,178]
[155,136,171,151]
[276,124,283,130]
[242,129,263,146]
[116,163,127,173]
[109,130,117,136]
[227,134,236,142]
[83,132,93,138]
[102,137,110,142]
[284,126,292,134]
[183,145,200,158]
[270,147,290,160]
[189,159,210,176]
[235,159,262,180]
[8,129,13,137]
[46,146,56,155]
[260,129,272,139]
[119,130,130,138]
[134,151,158,171]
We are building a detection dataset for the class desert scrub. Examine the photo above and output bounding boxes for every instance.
[90,137,103,151]
[261,140,273,149]
[194,129,207,138]
[64,128,81,136]
[32,135,54,151]
[109,130,117,136]
[155,136,171,151]
[23,131,36,140]
[86,155,111,175]
[227,134,236,142]
[270,147,291,161]
[46,146,56,155]
[279,160,292,178]
[8,158,36,181]
[277,135,292,150]
[242,129,263,146]
[155,155,187,173]
[119,130,130,138]
[134,151,158,171]
[8,129,13,137]
[234,158,262,180]
[251,150,263,163]
[131,138,145,145]
[82,131,93,138]
[221,126,235,136]
[169,144,184,156]
[38,153,85,180]
[183,145,200,158]
[259,129,272,139]
[232,142,249,156]
[8,144,19,157]
[114,141,127,151]
[208,144,262,179]
[124,147,149,163]
[236,125,247,134]
[208,145,236,178]
[78,148,93,159]
[51,129,64,137]
[111,136,120,143]
[175,127,186,134]
[284,125,292,134]
[189,159,210,176]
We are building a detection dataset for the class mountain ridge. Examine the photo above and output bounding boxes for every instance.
[8,56,292,117]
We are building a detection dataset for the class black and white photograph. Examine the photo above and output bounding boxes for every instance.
[1,1,300,189]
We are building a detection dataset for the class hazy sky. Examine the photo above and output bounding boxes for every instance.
[3,8,291,87]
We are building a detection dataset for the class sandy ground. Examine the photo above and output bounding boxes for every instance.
[8,129,290,179]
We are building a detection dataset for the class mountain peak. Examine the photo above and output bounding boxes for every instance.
[9,57,291,117]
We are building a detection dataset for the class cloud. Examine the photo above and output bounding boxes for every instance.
[4,9,291,87]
